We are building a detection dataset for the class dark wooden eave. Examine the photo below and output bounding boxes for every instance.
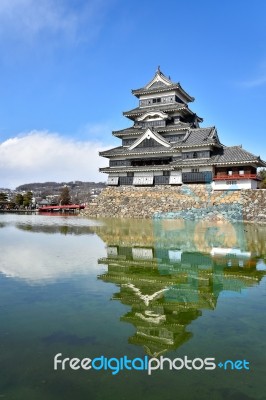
[132,83,195,102]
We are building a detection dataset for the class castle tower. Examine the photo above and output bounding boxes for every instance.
[100,68,265,189]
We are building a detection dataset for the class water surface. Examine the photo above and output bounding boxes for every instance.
[0,214,266,400]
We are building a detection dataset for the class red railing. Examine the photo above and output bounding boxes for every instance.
[213,174,260,181]
[38,204,85,212]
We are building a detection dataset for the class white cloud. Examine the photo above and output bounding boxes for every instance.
[239,61,266,88]
[0,130,110,188]
[0,0,70,33]
[0,0,110,44]
[0,230,106,284]
[240,75,266,88]
[78,122,114,140]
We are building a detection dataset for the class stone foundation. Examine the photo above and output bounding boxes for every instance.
[81,185,266,223]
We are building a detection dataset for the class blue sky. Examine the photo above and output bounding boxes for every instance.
[0,0,266,188]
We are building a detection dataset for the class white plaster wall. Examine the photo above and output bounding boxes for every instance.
[134,172,153,177]
[107,175,119,185]
[169,170,182,184]
[212,179,258,190]
[251,180,259,189]
[199,166,214,172]
[133,176,153,185]
[132,248,153,260]
[181,167,213,173]
[171,170,182,176]
[140,90,189,104]
[140,91,177,101]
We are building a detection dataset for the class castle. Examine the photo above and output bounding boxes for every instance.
[100,68,265,190]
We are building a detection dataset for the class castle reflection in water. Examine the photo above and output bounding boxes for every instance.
[95,219,266,357]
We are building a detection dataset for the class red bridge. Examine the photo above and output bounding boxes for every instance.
[38,204,85,212]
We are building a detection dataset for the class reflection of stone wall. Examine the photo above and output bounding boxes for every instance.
[93,219,266,257]
[82,185,266,223]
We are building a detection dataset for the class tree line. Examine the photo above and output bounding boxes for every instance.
[0,186,73,209]
[259,169,266,188]
[0,191,34,209]
[16,181,105,191]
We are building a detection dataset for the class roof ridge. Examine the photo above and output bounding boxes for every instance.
[224,145,242,148]
[183,130,191,142]
[128,127,171,151]
[150,128,171,142]
[224,145,257,157]
[156,66,174,82]
[191,126,214,131]
[123,103,187,114]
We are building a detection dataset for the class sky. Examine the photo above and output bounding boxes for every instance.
[0,0,266,189]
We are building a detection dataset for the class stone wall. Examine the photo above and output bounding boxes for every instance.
[81,185,266,223]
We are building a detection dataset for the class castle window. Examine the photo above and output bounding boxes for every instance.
[192,168,199,172]
[193,152,197,158]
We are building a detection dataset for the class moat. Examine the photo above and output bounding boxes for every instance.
[0,213,266,400]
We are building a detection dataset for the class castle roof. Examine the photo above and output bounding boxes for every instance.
[99,145,174,157]
[123,103,188,118]
[100,144,266,169]
[180,127,219,147]
[176,146,266,167]
[112,122,191,137]
[100,127,220,157]
[211,146,266,166]
[132,67,194,102]
[99,165,174,173]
